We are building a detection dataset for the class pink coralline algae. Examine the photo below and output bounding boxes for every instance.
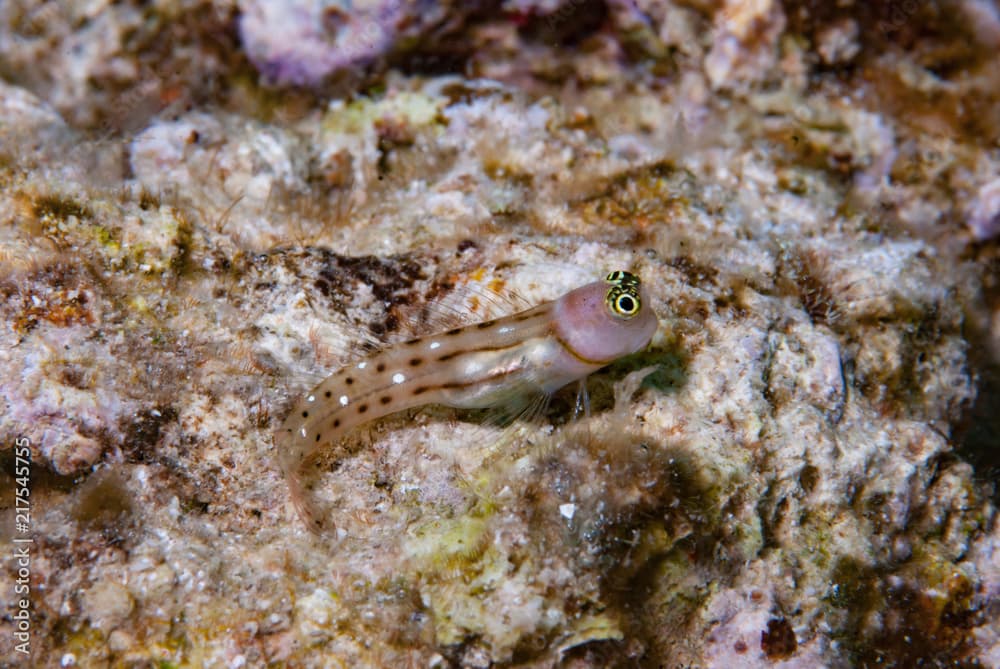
[968,177,1000,242]
[239,0,437,87]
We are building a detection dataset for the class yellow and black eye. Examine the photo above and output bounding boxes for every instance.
[615,292,639,316]
[606,285,642,319]
[604,271,643,319]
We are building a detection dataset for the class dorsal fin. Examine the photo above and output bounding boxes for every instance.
[391,268,533,341]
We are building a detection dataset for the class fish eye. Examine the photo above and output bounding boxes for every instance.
[616,293,638,315]
[607,286,641,319]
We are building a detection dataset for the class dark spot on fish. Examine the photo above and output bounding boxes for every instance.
[333,418,341,428]
[406,337,421,345]
[315,434,321,442]
[409,357,423,367]
[380,395,392,405]
[358,403,369,413]
[477,320,496,329]
[376,362,386,373]
[346,377,354,385]
[438,351,460,362]
[325,390,332,398]
[302,411,309,418]
[446,327,463,336]
[413,386,429,395]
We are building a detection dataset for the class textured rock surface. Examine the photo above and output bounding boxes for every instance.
[1,1,998,667]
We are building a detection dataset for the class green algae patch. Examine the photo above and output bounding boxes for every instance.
[824,547,985,666]
[322,91,447,137]
[403,514,491,571]
[92,223,121,252]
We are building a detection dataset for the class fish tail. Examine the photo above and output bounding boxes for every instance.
[285,465,328,535]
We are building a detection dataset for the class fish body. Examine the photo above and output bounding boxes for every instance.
[276,270,658,531]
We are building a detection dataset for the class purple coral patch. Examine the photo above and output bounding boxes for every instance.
[238,0,402,86]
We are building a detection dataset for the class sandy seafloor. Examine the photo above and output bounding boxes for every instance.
[0,1,998,667]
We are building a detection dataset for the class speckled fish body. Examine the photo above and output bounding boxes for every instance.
[276,271,658,530]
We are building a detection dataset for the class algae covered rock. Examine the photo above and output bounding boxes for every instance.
[0,2,998,667]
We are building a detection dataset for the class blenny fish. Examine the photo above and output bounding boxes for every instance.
[276,270,658,532]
